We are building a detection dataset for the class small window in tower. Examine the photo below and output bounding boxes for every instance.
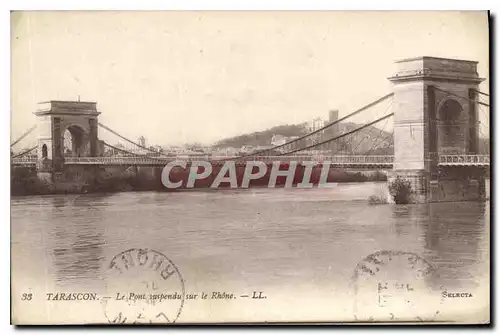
[42,144,48,158]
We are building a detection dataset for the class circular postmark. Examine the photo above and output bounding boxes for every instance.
[353,250,434,281]
[101,248,185,324]
[352,250,439,322]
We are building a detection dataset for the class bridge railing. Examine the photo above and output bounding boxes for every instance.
[62,155,396,165]
[238,155,394,164]
[11,157,37,165]
[438,155,490,165]
[64,156,171,165]
[324,155,394,164]
[12,154,491,167]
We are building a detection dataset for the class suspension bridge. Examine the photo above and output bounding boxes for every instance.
[10,57,490,202]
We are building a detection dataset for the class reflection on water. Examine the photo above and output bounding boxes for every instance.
[425,202,489,291]
[50,196,107,289]
[11,182,490,320]
[385,202,488,291]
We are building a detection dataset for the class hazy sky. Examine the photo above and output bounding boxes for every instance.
[11,11,489,147]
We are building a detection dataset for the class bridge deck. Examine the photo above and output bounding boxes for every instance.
[11,155,490,168]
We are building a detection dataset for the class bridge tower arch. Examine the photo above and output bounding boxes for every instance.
[34,100,100,172]
[388,56,485,202]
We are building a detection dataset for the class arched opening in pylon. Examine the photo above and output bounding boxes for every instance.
[437,99,464,154]
[41,144,48,158]
[63,125,86,157]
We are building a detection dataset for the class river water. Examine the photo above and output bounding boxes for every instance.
[11,182,490,324]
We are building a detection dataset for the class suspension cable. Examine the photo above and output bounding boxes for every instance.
[103,142,165,159]
[434,87,489,107]
[98,123,162,154]
[11,125,36,147]
[12,145,37,158]
[278,113,394,156]
[478,105,490,131]
[350,134,370,153]
[477,105,490,135]
[221,92,394,160]
[363,115,392,154]
[337,135,354,155]
[474,89,489,97]
[313,98,392,155]
[349,120,378,153]
[478,104,490,120]
[365,132,393,155]
[103,142,143,157]
[357,99,393,154]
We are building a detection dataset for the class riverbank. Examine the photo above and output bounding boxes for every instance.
[11,167,387,196]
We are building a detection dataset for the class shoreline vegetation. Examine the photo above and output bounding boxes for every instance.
[11,167,387,196]
[367,176,414,205]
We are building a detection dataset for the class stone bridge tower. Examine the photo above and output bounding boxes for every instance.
[34,100,100,172]
[389,56,486,202]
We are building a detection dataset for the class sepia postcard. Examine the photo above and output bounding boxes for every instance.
[10,10,490,325]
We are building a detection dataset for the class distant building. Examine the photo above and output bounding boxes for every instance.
[223,147,239,156]
[306,117,325,146]
[149,145,164,154]
[270,134,300,148]
[325,110,341,152]
[138,136,147,148]
[271,134,287,146]
[304,110,341,151]
[307,117,326,132]
[211,147,239,157]
[329,110,339,123]
[240,145,255,153]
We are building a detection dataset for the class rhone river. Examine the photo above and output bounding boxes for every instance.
[11,182,490,324]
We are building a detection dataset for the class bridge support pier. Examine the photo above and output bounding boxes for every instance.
[433,167,487,202]
[388,168,487,203]
[35,158,55,188]
[388,170,429,203]
[388,56,485,203]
